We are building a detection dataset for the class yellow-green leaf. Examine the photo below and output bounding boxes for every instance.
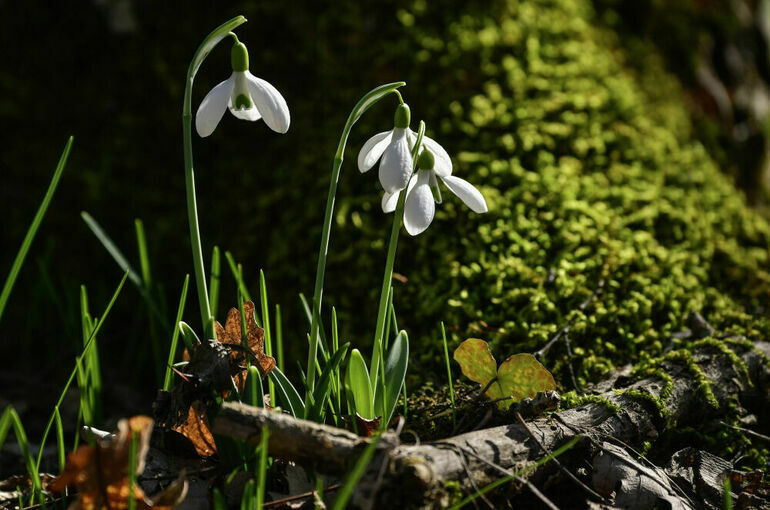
[453,338,498,387]
[496,354,556,410]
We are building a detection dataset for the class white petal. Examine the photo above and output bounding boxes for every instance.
[195,76,234,137]
[403,171,435,236]
[422,135,453,177]
[246,72,291,133]
[381,174,417,213]
[379,129,413,194]
[429,171,443,204]
[358,131,393,173]
[408,131,453,177]
[441,175,488,213]
[381,191,399,213]
[228,102,262,121]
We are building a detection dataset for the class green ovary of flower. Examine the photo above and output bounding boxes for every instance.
[234,94,252,109]
[416,149,435,170]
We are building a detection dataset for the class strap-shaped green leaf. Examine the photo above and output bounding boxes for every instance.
[374,330,409,424]
[309,343,350,421]
[345,349,373,420]
[270,367,305,418]
[178,321,201,355]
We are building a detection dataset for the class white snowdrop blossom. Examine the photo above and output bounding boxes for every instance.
[195,41,290,137]
[388,148,488,236]
[358,103,452,195]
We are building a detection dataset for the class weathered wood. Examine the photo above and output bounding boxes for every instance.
[212,403,399,473]
[213,341,770,509]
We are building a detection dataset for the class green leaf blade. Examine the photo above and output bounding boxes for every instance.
[270,367,305,418]
[0,136,73,322]
[345,349,373,420]
[374,330,409,424]
[309,343,350,421]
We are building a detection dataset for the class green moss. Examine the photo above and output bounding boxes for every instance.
[561,390,620,413]
[631,352,675,401]
[442,480,463,506]
[301,0,770,393]
[614,388,674,426]
[691,337,751,386]
[625,344,721,416]
[661,350,719,408]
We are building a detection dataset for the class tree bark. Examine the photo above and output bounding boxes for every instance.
[213,340,770,509]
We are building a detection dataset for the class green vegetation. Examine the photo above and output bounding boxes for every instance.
[325,0,770,387]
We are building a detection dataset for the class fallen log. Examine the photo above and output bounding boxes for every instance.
[213,340,770,509]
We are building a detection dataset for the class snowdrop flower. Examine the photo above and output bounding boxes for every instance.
[388,148,488,236]
[358,104,454,195]
[195,40,290,137]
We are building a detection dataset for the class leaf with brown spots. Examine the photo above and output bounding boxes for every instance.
[454,338,556,410]
[49,416,187,510]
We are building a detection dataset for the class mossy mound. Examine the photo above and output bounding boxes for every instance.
[310,0,770,387]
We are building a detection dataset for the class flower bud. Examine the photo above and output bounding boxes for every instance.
[231,41,249,72]
[416,149,435,170]
[394,103,411,129]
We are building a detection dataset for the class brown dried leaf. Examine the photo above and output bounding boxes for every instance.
[50,416,185,510]
[149,471,188,510]
[354,413,380,437]
[171,401,217,457]
[215,301,276,390]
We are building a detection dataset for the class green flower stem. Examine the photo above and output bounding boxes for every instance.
[370,122,425,417]
[304,82,405,405]
[182,16,246,339]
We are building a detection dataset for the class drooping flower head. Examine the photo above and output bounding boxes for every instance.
[398,148,488,236]
[195,40,290,137]
[358,104,414,193]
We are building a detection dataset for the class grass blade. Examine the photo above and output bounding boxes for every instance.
[209,246,220,319]
[36,271,128,472]
[255,426,269,510]
[246,366,264,408]
[275,304,284,372]
[0,136,73,322]
[178,321,201,354]
[299,293,329,361]
[53,407,65,473]
[331,430,383,510]
[259,270,275,400]
[0,406,40,497]
[81,211,142,287]
[134,219,152,289]
[269,367,305,418]
[309,343,350,422]
[163,275,190,391]
[128,434,138,510]
[441,322,456,429]
[331,307,341,418]
[224,251,264,326]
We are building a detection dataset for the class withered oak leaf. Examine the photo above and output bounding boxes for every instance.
[215,301,276,388]
[50,416,187,510]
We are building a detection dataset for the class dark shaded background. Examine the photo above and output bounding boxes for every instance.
[0,0,443,421]
[2,0,769,429]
